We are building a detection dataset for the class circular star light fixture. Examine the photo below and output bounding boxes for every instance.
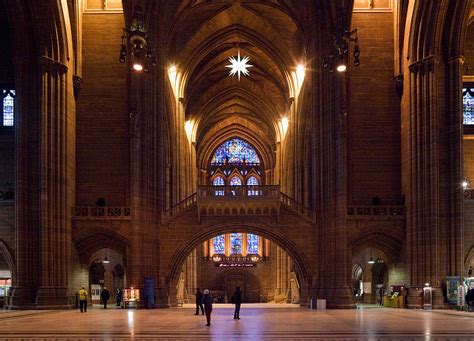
[226,49,253,81]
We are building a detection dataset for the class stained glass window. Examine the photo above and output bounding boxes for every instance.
[229,176,242,186]
[2,90,15,127]
[213,176,225,196]
[213,235,225,254]
[464,87,474,125]
[211,138,260,165]
[247,176,259,196]
[247,234,259,254]
[230,233,242,254]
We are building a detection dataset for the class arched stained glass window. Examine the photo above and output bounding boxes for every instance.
[230,233,242,254]
[211,138,260,165]
[213,176,225,186]
[2,90,15,127]
[246,176,259,196]
[213,176,225,196]
[247,234,259,254]
[213,235,225,254]
[229,176,242,186]
[463,87,474,125]
[246,176,259,186]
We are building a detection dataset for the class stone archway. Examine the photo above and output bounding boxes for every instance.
[162,223,314,307]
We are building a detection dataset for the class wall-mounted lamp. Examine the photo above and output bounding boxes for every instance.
[119,6,156,72]
[323,9,359,73]
[462,179,471,189]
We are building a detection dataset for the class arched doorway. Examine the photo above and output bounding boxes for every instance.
[165,224,312,307]
[88,248,126,306]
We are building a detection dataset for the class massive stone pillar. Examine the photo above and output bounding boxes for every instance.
[8,57,40,309]
[35,56,74,308]
[404,55,464,309]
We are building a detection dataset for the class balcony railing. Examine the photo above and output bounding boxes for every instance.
[198,185,280,198]
[347,205,405,219]
[464,189,474,200]
[72,206,131,220]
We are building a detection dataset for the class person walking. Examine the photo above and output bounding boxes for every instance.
[231,286,242,319]
[101,287,110,309]
[194,288,204,315]
[79,287,88,313]
[201,289,213,326]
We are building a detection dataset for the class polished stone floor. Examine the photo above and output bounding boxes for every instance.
[0,305,473,340]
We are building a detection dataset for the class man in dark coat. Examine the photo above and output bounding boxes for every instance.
[201,289,213,326]
[466,288,474,312]
[101,287,110,309]
[232,286,242,319]
[194,288,204,315]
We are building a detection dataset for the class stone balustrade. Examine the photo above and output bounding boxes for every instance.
[72,206,131,220]
[347,205,405,219]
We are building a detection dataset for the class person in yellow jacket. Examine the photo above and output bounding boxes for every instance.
[79,287,88,313]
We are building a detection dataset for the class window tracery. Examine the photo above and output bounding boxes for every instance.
[208,138,264,186]
[213,235,225,254]
[247,234,259,254]
[230,233,242,254]
[211,138,260,165]
[463,87,474,125]
[1,89,15,127]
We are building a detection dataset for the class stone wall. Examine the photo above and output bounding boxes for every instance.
[76,13,129,206]
[348,11,402,205]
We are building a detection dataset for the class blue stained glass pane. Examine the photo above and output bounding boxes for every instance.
[213,176,225,196]
[2,90,15,127]
[213,176,225,186]
[463,88,474,125]
[213,235,225,254]
[246,176,259,185]
[211,138,260,164]
[247,176,259,195]
[230,233,242,254]
[230,176,242,186]
[247,234,259,254]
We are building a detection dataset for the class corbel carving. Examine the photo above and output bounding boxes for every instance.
[73,75,83,100]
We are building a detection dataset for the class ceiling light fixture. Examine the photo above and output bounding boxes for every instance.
[119,6,156,73]
[322,8,359,73]
[226,49,253,81]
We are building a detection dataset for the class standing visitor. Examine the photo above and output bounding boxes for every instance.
[79,287,88,313]
[116,289,122,307]
[101,287,110,309]
[231,286,242,319]
[202,289,213,326]
[194,288,204,315]
[466,287,474,312]
[379,286,384,306]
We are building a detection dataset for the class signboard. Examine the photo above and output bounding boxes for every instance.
[446,276,461,304]
[363,282,371,294]
[218,263,256,268]
[91,284,101,303]
[457,284,466,307]
[143,277,155,308]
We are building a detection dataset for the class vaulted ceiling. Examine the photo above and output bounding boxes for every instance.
[159,0,310,153]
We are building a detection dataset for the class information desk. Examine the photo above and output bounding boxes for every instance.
[383,295,405,308]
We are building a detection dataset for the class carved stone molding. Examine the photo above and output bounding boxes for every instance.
[39,55,68,74]
[73,75,83,100]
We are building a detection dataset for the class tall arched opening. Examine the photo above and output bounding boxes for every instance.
[163,224,314,308]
